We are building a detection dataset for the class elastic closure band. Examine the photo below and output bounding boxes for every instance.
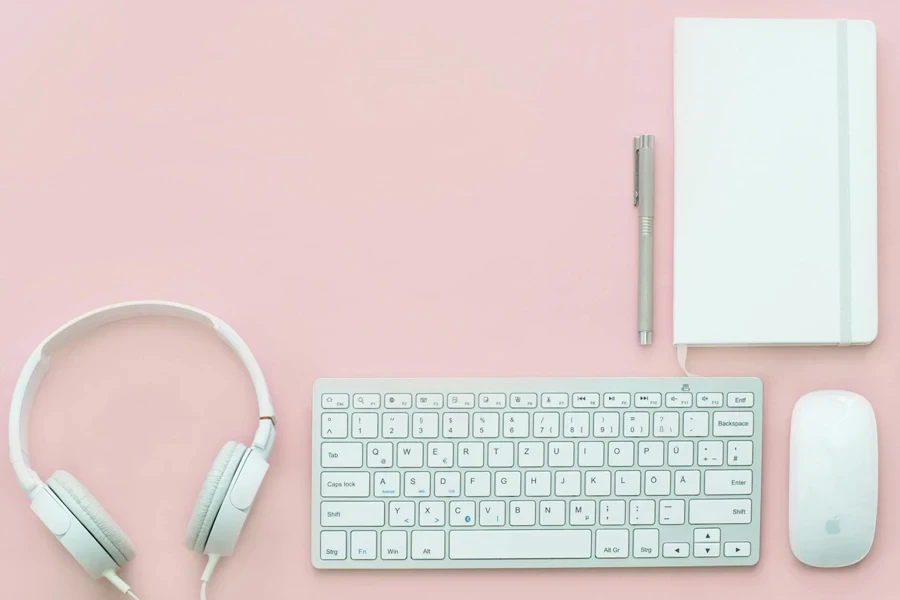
[836,19,852,346]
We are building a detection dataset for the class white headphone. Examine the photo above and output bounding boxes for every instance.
[8,301,276,599]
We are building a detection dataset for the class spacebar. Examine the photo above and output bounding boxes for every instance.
[449,530,592,560]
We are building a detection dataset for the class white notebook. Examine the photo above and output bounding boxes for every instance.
[673,18,878,347]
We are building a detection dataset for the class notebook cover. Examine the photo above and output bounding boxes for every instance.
[673,18,878,347]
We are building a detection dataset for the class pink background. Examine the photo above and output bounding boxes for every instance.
[0,1,897,598]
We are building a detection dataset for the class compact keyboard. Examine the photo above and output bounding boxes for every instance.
[311,377,762,569]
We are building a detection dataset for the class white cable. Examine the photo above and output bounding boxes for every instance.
[127,592,140,600]
[200,554,221,600]
[103,571,139,598]
[200,581,208,600]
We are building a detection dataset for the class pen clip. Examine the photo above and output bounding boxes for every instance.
[633,135,653,207]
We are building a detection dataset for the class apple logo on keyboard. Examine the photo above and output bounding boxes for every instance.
[825,517,841,535]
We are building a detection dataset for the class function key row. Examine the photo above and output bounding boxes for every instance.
[321,392,755,410]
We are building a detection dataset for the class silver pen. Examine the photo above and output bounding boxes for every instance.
[634,134,655,345]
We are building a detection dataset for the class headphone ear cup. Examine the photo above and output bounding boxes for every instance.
[186,441,246,553]
[47,471,136,567]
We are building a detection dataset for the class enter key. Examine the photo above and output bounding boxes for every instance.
[704,470,752,495]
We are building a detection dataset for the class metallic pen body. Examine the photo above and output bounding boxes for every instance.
[634,135,655,345]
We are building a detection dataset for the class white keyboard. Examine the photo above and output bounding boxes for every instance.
[311,378,762,569]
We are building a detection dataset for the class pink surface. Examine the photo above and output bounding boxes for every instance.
[0,1,897,598]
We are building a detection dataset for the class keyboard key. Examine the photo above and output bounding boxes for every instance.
[451,530,592,560]
[503,413,529,438]
[638,441,664,467]
[458,442,484,468]
[644,471,671,496]
[322,393,350,409]
[518,441,545,467]
[578,441,605,467]
[727,441,753,466]
[415,393,443,408]
[495,471,521,497]
[480,501,506,526]
[564,412,591,438]
[573,393,600,408]
[667,441,693,466]
[374,472,400,497]
[449,501,476,526]
[727,393,754,408]
[624,412,650,438]
[510,393,538,408]
[442,413,469,438]
[420,501,446,526]
[412,413,439,438]
[704,470,752,495]
[525,471,552,497]
[596,529,629,558]
[629,499,655,525]
[321,442,363,468]
[389,501,416,526]
[634,393,662,408]
[675,470,701,495]
[659,499,685,525]
[473,413,500,438]
[404,472,430,497]
[698,441,724,466]
[538,500,565,525]
[615,471,641,496]
[384,393,412,409]
[321,502,385,527]
[697,393,724,408]
[694,542,721,558]
[548,441,575,467]
[367,442,393,468]
[608,441,634,467]
[534,412,560,438]
[381,531,407,559]
[411,531,445,559]
[321,531,347,560]
[683,412,709,437]
[510,500,537,526]
[541,393,568,408]
[353,394,380,409]
[665,393,692,408]
[448,393,475,409]
[604,393,630,408]
[465,472,491,497]
[599,500,626,525]
[633,529,659,558]
[554,471,581,496]
[479,393,506,408]
[435,472,462,497]
[585,471,611,496]
[351,531,377,560]
[724,541,752,557]
[713,412,754,436]
[382,413,409,438]
[351,413,378,438]
[570,500,596,525]
[397,442,424,467]
[593,413,620,437]
[653,412,679,437]
[662,542,689,558]
[427,442,454,467]
[693,528,720,542]
[321,472,370,498]
[487,442,514,467]
[322,413,348,438]
[689,499,752,524]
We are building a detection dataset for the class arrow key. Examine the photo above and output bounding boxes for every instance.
[693,528,721,543]
[694,542,721,558]
[662,542,690,558]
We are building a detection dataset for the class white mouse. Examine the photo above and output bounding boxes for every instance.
[789,390,878,568]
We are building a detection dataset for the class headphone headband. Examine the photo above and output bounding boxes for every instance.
[9,301,276,494]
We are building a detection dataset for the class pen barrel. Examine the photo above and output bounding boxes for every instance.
[637,154,654,217]
[638,221,653,341]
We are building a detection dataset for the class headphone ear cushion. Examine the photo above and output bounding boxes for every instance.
[47,471,136,567]
[185,441,246,553]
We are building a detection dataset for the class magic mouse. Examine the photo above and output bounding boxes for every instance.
[789,390,878,567]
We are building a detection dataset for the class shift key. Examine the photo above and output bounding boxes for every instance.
[321,502,385,527]
[689,499,751,524]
